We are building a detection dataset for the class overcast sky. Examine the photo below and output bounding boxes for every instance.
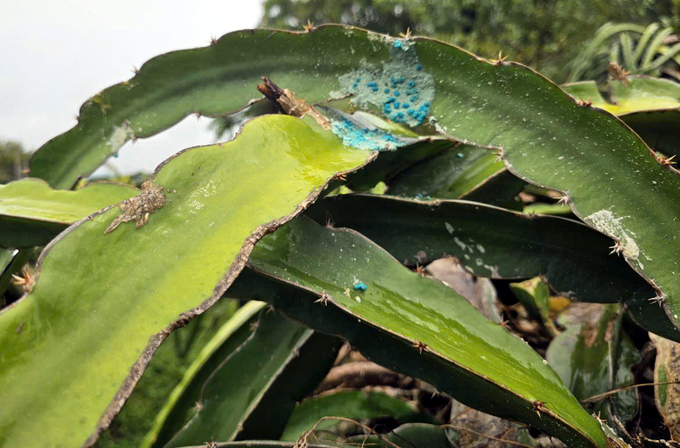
[0,0,264,176]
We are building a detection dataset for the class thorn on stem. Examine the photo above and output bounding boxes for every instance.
[577,97,593,107]
[532,400,548,418]
[609,241,624,256]
[491,51,507,65]
[412,340,428,353]
[315,292,330,306]
[557,193,570,205]
[11,270,34,294]
[649,295,665,305]
[659,154,677,166]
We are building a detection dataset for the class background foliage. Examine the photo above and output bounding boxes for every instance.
[260,0,680,81]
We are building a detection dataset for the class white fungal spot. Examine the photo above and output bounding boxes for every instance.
[328,90,347,100]
[586,210,640,261]
[196,180,217,198]
[367,32,381,42]
[188,200,204,213]
[107,123,134,152]
[430,117,448,135]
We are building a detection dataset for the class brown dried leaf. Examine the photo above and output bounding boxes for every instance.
[650,333,680,441]
[448,400,542,447]
[425,258,502,323]
[607,62,630,87]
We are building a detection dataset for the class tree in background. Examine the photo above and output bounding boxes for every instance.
[260,0,679,82]
[0,140,29,184]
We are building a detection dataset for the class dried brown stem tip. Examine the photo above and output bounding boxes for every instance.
[257,77,331,129]
[256,77,284,104]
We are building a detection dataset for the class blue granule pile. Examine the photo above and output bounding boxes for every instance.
[331,118,403,151]
[339,37,435,128]
[354,282,368,292]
